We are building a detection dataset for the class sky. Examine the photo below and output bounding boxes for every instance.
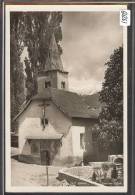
[61,12,123,94]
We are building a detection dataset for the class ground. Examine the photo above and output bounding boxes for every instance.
[11,148,64,186]
[11,158,64,186]
[11,148,123,187]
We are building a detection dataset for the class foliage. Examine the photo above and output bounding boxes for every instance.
[101,163,110,179]
[99,47,123,122]
[24,57,36,100]
[111,165,118,179]
[92,171,97,182]
[10,13,25,131]
[102,163,110,171]
[92,47,123,154]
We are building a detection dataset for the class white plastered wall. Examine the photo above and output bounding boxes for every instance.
[18,101,72,154]
[70,126,85,157]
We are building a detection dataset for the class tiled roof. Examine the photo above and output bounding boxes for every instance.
[14,88,101,121]
[33,88,101,119]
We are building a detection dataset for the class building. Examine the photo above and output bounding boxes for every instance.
[13,34,101,166]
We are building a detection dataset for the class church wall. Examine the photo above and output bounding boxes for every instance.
[37,73,58,92]
[37,71,68,91]
[52,126,86,166]
[56,72,68,90]
[47,72,57,88]
[72,118,99,163]
[18,99,72,140]
[51,128,73,166]
[45,101,72,134]
[17,100,99,165]
[17,100,75,165]
[37,76,47,94]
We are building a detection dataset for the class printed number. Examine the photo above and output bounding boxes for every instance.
[121,11,128,24]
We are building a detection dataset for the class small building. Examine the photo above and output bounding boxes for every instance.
[14,34,101,166]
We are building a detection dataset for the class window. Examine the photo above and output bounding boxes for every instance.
[41,118,49,129]
[45,118,48,125]
[61,81,65,89]
[80,133,85,149]
[45,81,51,88]
[31,140,39,155]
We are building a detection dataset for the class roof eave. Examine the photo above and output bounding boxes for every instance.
[71,116,99,119]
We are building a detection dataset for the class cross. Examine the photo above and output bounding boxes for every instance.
[38,102,50,129]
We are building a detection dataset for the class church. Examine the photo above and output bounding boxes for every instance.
[13,34,101,166]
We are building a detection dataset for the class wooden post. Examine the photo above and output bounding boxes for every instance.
[46,166,49,186]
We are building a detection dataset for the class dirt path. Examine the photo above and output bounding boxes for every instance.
[11,159,64,186]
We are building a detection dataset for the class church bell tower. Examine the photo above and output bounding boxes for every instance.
[37,34,69,94]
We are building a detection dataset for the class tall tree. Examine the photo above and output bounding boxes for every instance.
[94,47,123,154]
[10,12,25,131]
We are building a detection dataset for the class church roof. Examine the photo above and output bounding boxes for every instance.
[44,34,64,72]
[14,89,101,121]
[33,88,101,119]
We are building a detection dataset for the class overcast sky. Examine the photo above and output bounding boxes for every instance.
[61,12,123,94]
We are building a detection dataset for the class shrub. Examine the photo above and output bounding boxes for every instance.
[111,165,118,179]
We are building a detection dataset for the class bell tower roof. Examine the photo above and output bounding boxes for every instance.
[44,33,64,72]
[37,33,69,93]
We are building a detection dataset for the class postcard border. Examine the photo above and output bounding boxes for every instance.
[1,1,135,193]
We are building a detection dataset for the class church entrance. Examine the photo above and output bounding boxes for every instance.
[40,150,50,165]
[21,136,62,165]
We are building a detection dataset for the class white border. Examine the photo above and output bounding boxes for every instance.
[5,4,128,193]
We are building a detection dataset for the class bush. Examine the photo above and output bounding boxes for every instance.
[111,165,118,179]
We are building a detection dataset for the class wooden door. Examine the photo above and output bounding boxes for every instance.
[41,150,50,165]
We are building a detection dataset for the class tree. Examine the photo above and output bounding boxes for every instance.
[24,57,35,100]
[94,47,123,154]
[10,13,25,131]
